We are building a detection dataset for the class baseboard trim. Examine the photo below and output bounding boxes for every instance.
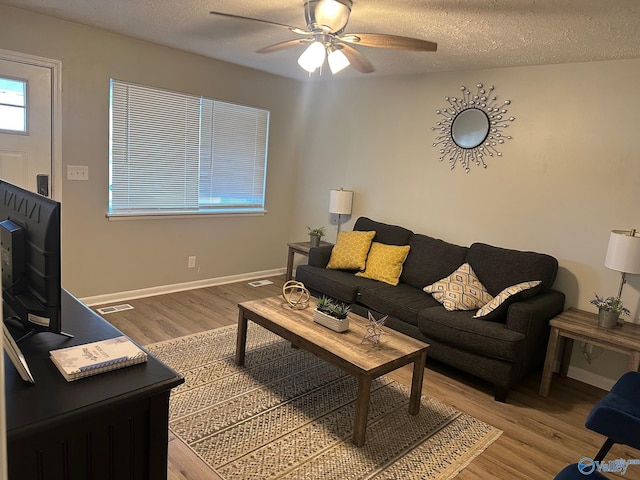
[553,356,617,392]
[80,268,285,306]
[565,366,615,392]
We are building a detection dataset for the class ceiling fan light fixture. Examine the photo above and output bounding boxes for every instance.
[328,47,350,74]
[297,41,326,73]
[304,0,352,33]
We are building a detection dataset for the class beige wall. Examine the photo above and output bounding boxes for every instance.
[2,4,638,384]
[0,5,304,298]
[290,60,640,385]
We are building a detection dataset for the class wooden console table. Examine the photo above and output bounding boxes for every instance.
[4,289,184,479]
[539,308,640,397]
[285,241,332,281]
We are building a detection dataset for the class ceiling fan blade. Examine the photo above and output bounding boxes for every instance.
[338,43,375,74]
[256,39,309,54]
[341,33,437,52]
[209,11,309,35]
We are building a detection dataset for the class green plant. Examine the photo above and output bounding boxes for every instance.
[328,302,351,320]
[316,295,332,313]
[315,296,350,319]
[307,226,325,237]
[590,293,630,315]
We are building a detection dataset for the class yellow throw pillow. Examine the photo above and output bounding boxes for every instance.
[355,242,411,286]
[424,263,493,311]
[326,230,376,271]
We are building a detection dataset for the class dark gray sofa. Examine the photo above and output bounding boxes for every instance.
[295,217,565,402]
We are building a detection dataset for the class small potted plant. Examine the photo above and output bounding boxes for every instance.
[590,293,630,329]
[307,226,325,247]
[313,295,350,332]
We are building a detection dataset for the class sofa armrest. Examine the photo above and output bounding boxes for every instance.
[506,290,565,335]
[308,245,334,267]
[505,289,566,374]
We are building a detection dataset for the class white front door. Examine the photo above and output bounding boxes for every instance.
[0,56,54,195]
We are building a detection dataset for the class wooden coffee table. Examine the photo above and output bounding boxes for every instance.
[236,296,429,447]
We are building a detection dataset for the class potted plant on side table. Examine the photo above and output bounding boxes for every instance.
[590,293,630,329]
[307,226,325,247]
[313,295,350,332]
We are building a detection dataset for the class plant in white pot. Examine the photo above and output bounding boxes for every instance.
[313,296,350,332]
[307,226,325,247]
[590,293,630,329]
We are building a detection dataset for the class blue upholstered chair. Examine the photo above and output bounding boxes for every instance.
[554,371,640,479]
[554,463,608,479]
[586,371,640,461]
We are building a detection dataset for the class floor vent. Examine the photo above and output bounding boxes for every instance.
[248,279,274,287]
[96,304,134,315]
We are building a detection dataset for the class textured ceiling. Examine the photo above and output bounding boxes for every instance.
[3,0,640,80]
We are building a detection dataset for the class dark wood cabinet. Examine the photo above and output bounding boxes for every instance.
[4,290,184,479]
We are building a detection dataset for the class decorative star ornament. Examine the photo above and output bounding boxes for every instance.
[361,311,388,347]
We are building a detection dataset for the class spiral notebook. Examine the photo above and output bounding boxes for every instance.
[49,335,147,382]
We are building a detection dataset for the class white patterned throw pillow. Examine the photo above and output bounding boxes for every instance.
[424,263,493,311]
[474,280,542,318]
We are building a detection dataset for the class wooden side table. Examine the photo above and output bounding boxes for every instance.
[539,308,640,397]
[285,241,332,281]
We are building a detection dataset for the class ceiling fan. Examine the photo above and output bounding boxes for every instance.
[209,0,437,75]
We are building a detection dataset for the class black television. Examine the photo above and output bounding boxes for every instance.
[0,180,69,341]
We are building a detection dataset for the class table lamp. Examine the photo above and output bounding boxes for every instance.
[604,229,640,300]
[329,188,353,238]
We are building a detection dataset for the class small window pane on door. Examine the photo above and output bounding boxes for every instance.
[0,77,26,132]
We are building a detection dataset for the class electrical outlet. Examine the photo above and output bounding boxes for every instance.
[188,256,196,268]
[67,165,89,181]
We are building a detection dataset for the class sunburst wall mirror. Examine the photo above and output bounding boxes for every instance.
[432,84,515,172]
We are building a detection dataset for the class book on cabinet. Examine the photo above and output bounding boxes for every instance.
[49,335,147,382]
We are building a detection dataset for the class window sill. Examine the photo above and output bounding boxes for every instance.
[106,209,267,221]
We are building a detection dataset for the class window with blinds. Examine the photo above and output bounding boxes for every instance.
[0,77,27,133]
[109,79,269,217]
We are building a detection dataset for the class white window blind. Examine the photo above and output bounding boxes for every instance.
[199,99,269,209]
[109,79,269,217]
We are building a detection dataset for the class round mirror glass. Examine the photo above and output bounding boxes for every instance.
[451,108,490,149]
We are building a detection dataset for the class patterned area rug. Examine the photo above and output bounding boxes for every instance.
[147,325,501,479]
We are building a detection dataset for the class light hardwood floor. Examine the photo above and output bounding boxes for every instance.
[97,275,635,480]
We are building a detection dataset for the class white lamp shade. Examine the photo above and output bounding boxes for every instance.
[328,48,350,74]
[297,41,326,73]
[604,229,640,274]
[329,189,353,215]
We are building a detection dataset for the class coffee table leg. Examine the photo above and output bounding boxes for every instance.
[409,350,427,415]
[235,307,248,366]
[353,375,372,447]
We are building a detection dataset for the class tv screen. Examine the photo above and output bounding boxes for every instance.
[0,180,63,339]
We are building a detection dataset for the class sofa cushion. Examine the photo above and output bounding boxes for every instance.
[474,280,542,320]
[326,230,375,271]
[354,217,413,246]
[466,243,558,296]
[417,307,526,362]
[424,263,493,311]
[357,282,440,327]
[400,234,469,289]
[355,242,411,286]
[295,265,363,304]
